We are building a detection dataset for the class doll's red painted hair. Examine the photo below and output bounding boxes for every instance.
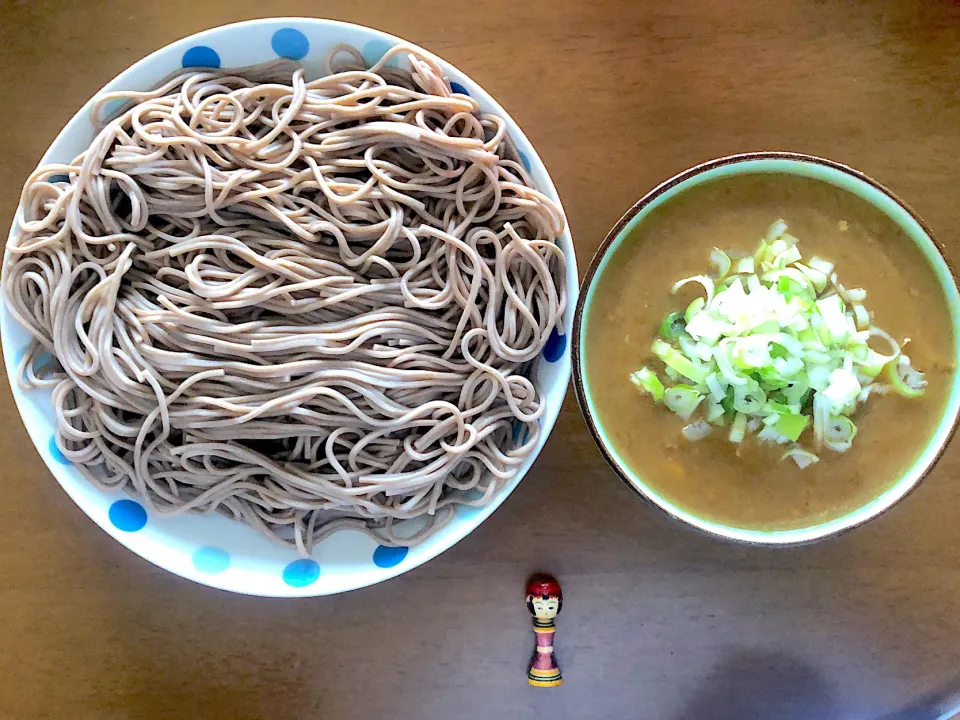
[525,573,562,614]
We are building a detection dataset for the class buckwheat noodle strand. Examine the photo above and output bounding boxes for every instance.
[2,44,566,555]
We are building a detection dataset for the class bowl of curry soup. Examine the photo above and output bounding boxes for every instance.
[574,152,960,544]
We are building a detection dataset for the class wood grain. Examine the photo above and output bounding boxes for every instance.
[2,1,960,718]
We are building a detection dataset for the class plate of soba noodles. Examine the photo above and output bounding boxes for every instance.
[0,18,577,595]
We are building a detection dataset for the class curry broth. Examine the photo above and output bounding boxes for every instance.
[584,173,955,531]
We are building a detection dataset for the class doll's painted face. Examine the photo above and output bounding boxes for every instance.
[530,595,560,619]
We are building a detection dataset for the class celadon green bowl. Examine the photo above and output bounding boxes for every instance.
[573,152,960,545]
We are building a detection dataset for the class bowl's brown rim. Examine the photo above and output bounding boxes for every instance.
[571,150,960,547]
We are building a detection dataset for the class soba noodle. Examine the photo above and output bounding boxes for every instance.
[1,44,567,554]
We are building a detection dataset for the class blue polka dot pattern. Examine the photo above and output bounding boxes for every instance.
[192,546,230,574]
[181,46,221,68]
[511,419,524,444]
[361,40,398,68]
[372,545,408,568]
[108,499,147,532]
[512,420,531,446]
[450,81,469,96]
[519,151,532,172]
[282,559,320,587]
[542,328,567,362]
[271,28,309,60]
[48,436,71,465]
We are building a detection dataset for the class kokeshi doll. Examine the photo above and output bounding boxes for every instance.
[525,573,563,687]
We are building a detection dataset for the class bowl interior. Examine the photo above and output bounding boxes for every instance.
[576,154,960,544]
[0,18,578,595]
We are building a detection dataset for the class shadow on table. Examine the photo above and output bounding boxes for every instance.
[672,649,841,720]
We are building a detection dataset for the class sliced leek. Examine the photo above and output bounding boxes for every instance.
[671,275,716,305]
[710,248,732,278]
[774,413,810,442]
[652,339,709,384]
[782,446,820,469]
[631,219,926,466]
[729,412,748,443]
[660,312,687,339]
[663,385,704,420]
[824,414,857,452]
[630,367,665,401]
[682,420,713,441]
[888,355,927,398]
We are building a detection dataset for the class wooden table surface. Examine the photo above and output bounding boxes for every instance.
[2,1,960,718]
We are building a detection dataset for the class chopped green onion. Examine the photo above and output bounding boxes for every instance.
[713,340,748,386]
[705,401,726,423]
[710,248,732,278]
[765,400,799,415]
[682,421,713,441]
[733,383,767,413]
[754,241,771,268]
[855,348,889,379]
[728,412,748,443]
[887,357,926,398]
[824,415,857,452]
[795,263,828,293]
[685,297,705,323]
[671,275,716,305]
[705,373,727,403]
[812,392,830,448]
[678,335,700,361]
[630,367,665,401]
[774,413,810,442]
[821,367,861,413]
[660,312,687,338]
[663,385,704,420]
[775,245,802,268]
[782,446,820,469]
[631,220,925,464]
[772,355,804,379]
[758,424,792,444]
[815,294,850,344]
[732,336,772,369]
[765,219,788,242]
[686,312,732,344]
[867,327,901,364]
[807,365,832,391]
[776,275,807,299]
[720,394,736,417]
[808,256,834,275]
[652,339,709,384]
[694,341,714,362]
[751,319,781,336]
[853,303,870,330]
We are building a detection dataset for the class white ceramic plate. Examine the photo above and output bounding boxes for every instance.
[0,18,577,596]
